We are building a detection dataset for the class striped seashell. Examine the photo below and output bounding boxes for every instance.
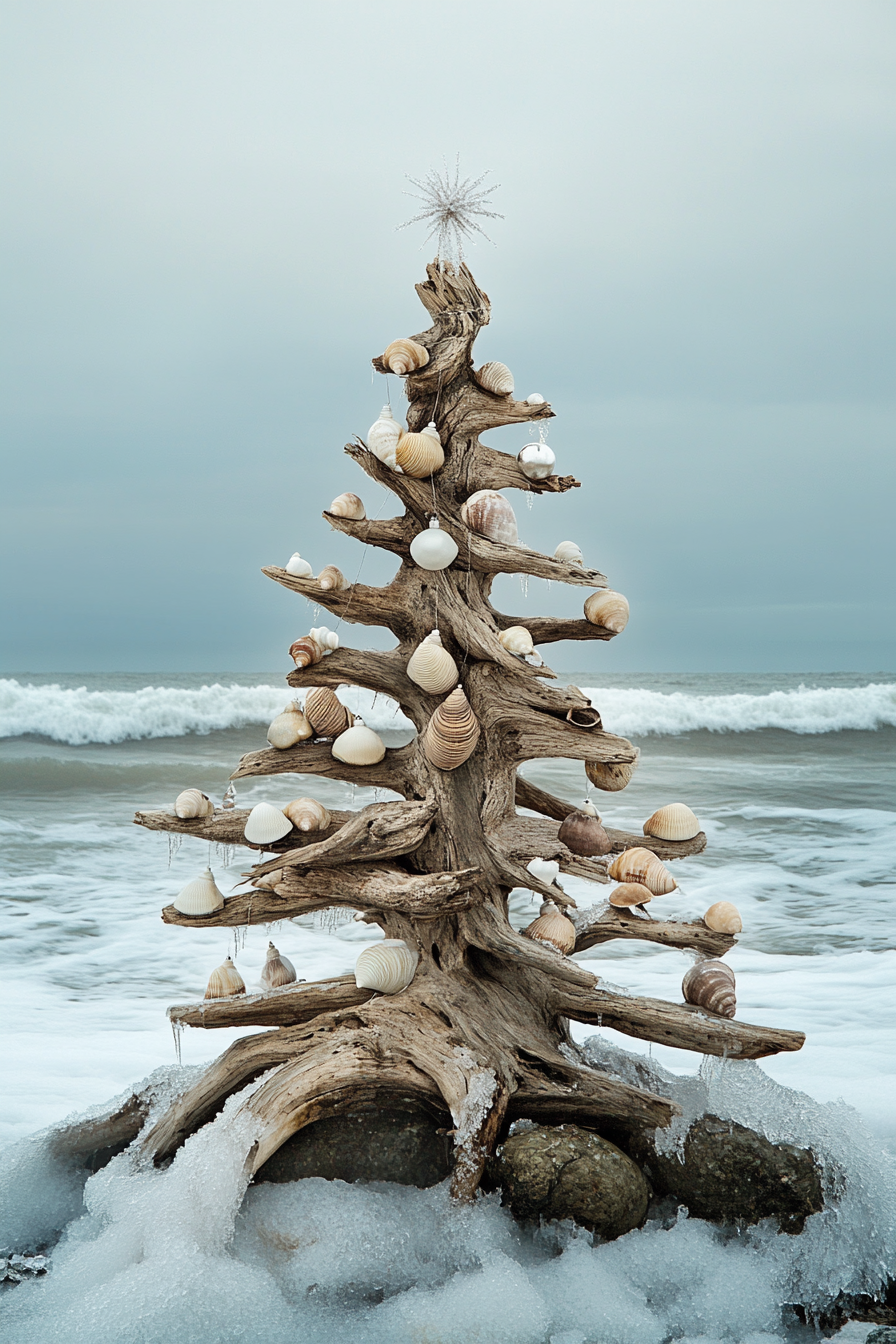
[461,490,518,546]
[382,338,429,376]
[289,635,324,669]
[609,881,654,908]
[522,900,576,955]
[205,957,245,999]
[643,803,701,842]
[703,901,743,935]
[173,868,225,917]
[367,406,403,469]
[608,847,676,896]
[331,721,386,765]
[585,753,639,792]
[267,704,313,749]
[285,553,313,578]
[395,426,444,478]
[476,361,514,395]
[498,626,534,657]
[554,541,584,566]
[174,788,213,819]
[518,443,556,480]
[682,959,737,1018]
[422,687,481,771]
[558,808,612,857]
[244,802,293,847]
[406,631,459,695]
[329,492,365,520]
[309,625,339,652]
[584,590,630,634]
[304,686,353,738]
[260,941,297,991]
[317,565,348,592]
[282,797,331,832]
[355,939,419,995]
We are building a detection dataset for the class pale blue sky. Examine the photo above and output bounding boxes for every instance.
[1,0,893,672]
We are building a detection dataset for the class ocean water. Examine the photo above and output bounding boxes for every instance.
[1,670,894,1343]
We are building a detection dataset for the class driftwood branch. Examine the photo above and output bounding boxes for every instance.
[493,612,619,644]
[250,798,437,877]
[169,975,374,1029]
[511,784,709,861]
[231,739,419,794]
[134,807,353,850]
[572,905,736,958]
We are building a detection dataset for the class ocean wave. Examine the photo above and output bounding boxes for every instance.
[1,678,894,745]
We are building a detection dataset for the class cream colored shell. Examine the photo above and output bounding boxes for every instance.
[260,941,297,991]
[174,788,213,819]
[205,957,245,999]
[609,882,654,908]
[267,705,313,749]
[406,631,459,695]
[497,626,535,657]
[244,802,293,846]
[309,625,339,652]
[476,361,514,395]
[173,867,225,917]
[382,338,429,375]
[285,553,313,577]
[607,847,676,896]
[704,901,743,934]
[282,797,331,832]
[331,722,386,765]
[584,590,630,633]
[522,900,576,955]
[526,393,546,405]
[329,492,365,520]
[395,429,444,478]
[355,939,419,994]
[367,406,403,469]
[304,687,353,738]
[317,565,348,592]
[643,803,701,842]
[422,688,481,771]
[460,490,519,546]
[682,959,736,1018]
[554,541,584,566]
[585,753,639,792]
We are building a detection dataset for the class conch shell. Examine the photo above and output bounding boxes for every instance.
[585,753,639,792]
[406,631,459,695]
[460,490,519,546]
[554,541,583,565]
[609,882,654,908]
[422,687,480,771]
[355,939,419,995]
[475,361,514,395]
[289,635,324,669]
[558,808,612,857]
[260,941,297,991]
[584,590,630,634]
[522,900,576,955]
[317,565,348,592]
[331,720,386,765]
[643,803,701,842]
[382,338,429,375]
[682,959,736,1018]
[304,686,353,738]
[607,847,676,896]
[173,867,225,917]
[174,788,213,819]
[395,424,444,478]
[329,492,365,520]
[244,802,293,847]
[367,406,403,469]
[704,901,743,934]
[282,796,331,832]
[267,703,313,749]
[285,553,313,577]
[205,957,245,999]
[498,626,534,657]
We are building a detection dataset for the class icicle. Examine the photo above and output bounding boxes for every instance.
[526,493,534,511]
[171,1019,183,1067]
[222,782,236,811]
[231,923,248,953]
[166,834,183,867]
[214,842,235,869]
[314,907,354,933]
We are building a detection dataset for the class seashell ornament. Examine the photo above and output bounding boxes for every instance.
[406,631,459,695]
[608,847,676,896]
[304,686,353,738]
[173,867,225,917]
[309,625,339,652]
[410,519,458,571]
[518,442,556,480]
[584,590,630,634]
[244,802,293,847]
[282,797,331,832]
[329,492,365,520]
[260,941,297,991]
[460,490,519,546]
[382,338,429,376]
[289,635,324,669]
[554,541,584,566]
[205,957,245,999]
[267,703,313,749]
[422,688,481,771]
[609,882,655,908]
[522,899,576,955]
[476,361,514,395]
[526,857,561,888]
[643,803,701,842]
[285,553,313,578]
[332,719,386,765]
[585,753,639,793]
[355,939,419,995]
[222,782,236,811]
[704,901,743,935]
[682,959,737,1018]
[367,406,403,470]
[174,788,213,820]
[558,808,612,857]
[498,626,535,657]
[395,424,444,478]
[526,393,546,405]
[317,565,348,592]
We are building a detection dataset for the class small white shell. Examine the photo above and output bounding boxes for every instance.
[526,393,546,405]
[643,803,701,842]
[173,867,225,917]
[285,553,313,578]
[367,406,403,470]
[260,941,297,991]
[329,492,366,520]
[267,706,313,749]
[410,520,459,571]
[354,939,419,994]
[282,797,331,832]
[476,361,514,395]
[518,443,556,480]
[244,802,293,846]
[554,541,584,566]
[704,901,743,934]
[309,625,339,651]
[584,590,630,633]
[332,721,386,765]
[406,631,459,695]
[205,957,245,999]
[174,788,213,819]
[497,626,535,657]
[526,857,560,887]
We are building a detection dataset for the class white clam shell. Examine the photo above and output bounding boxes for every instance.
[476,361,514,395]
[367,406,403,470]
[173,867,225,917]
[410,521,459,571]
[554,541,584,566]
[267,707,312,750]
[354,939,419,995]
[244,802,293,846]
[526,857,560,887]
[406,631,459,694]
[584,590,630,633]
[643,803,701,842]
[285,553,313,577]
[260,941,297,991]
[497,626,535,657]
[205,956,245,999]
[174,788,213,819]
[518,443,556,480]
[332,722,386,765]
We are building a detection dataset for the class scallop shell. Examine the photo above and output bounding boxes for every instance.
[643,803,701,842]
[354,939,419,995]
[476,361,514,395]
[554,541,584,566]
[332,721,386,765]
[329,492,365,520]
[244,802,293,847]
[585,753,639,792]
[309,625,339,652]
[460,490,519,546]
[497,626,534,657]
[173,867,225,917]
[317,565,348,592]
[526,857,560,887]
[382,338,429,376]
[282,797,331,832]
[367,406,403,469]
[422,687,481,771]
[260,941,297,991]
[289,635,324,669]
[518,443,556,480]
[703,901,743,935]
[558,809,612,857]
[607,847,676,896]
[174,788,213,820]
[395,428,444,478]
[409,520,459,571]
[522,899,576,955]
[267,705,313,749]
[304,686,353,738]
[205,957,246,999]
[682,960,736,1018]
[285,552,313,577]
[609,882,654,908]
[584,590,630,634]
[406,631,459,695]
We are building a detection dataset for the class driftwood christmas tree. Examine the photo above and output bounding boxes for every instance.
[134,261,804,1199]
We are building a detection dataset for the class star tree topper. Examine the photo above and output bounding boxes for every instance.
[398,157,503,269]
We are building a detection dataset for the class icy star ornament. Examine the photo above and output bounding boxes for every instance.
[397,157,503,269]
[409,518,459,571]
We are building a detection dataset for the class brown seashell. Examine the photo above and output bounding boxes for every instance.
[607,847,676,896]
[317,565,348,592]
[422,687,481,771]
[522,899,576,955]
[585,754,639,792]
[703,901,743,935]
[609,882,654,908]
[682,959,736,1018]
[260,941,297,991]
[304,686,353,739]
[395,428,444,478]
[460,490,519,546]
[283,797,331,832]
[289,635,324,669]
[329,492,366,520]
[584,590,630,634]
[643,803,701,842]
[205,957,246,999]
[382,338,430,375]
[558,809,612,857]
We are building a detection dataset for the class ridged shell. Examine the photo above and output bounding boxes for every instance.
[289,636,324,669]
[317,565,348,592]
[267,706,313,749]
[522,900,576,955]
[558,809,612,857]
[643,803,701,842]
[355,939,419,994]
[383,338,429,376]
[406,631,459,694]
[332,722,386,765]
[527,857,560,887]
[309,625,339,651]
[395,429,444,478]
[682,960,737,1018]
[704,901,743,935]
[409,520,458,571]
[584,590,630,634]
[282,797,331,832]
[174,788,213,819]
[260,941,297,991]
[244,802,293,846]
[367,406,403,469]
[518,443,556,480]
[329,492,365,520]
[476,361,514,395]
[497,626,534,657]
[608,847,676,896]
[285,553,313,577]
[173,867,225,917]
[304,687,353,738]
[609,881,654,908]
[205,957,245,999]
[554,541,584,566]
[460,490,518,546]
[585,754,639,792]
[422,688,481,771]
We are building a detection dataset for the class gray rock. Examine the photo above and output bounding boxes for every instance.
[489,1123,649,1240]
[867,1329,896,1343]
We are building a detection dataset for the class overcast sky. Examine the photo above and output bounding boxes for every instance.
[1,0,893,674]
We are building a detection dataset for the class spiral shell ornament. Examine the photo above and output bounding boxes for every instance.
[308,626,339,652]
[304,686,353,739]
[395,424,444,478]
[367,406,403,469]
[607,847,676,896]
[406,631,459,695]
[267,703,313,749]
[289,635,324,669]
[585,754,639,793]
[260,941,297,991]
[329,492,366,520]
[703,901,743,935]
[584,590,630,634]
[643,803,701,842]
[522,899,576,955]
[174,788,213,820]
[422,688,481,771]
[317,565,348,592]
[282,797,331,832]
[382,338,429,376]
[205,957,245,999]
[460,490,519,546]
[355,939,419,995]
[682,959,737,1019]
[475,361,514,395]
[285,553,313,578]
